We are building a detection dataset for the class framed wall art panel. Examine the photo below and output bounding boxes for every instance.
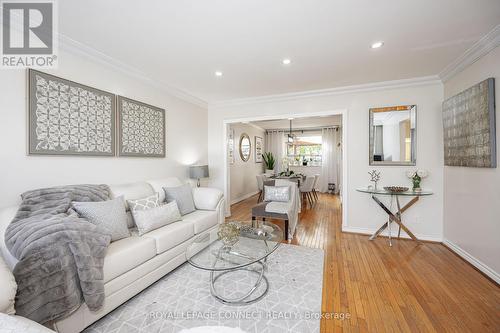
[117,96,166,157]
[442,78,496,168]
[255,136,263,163]
[28,69,116,156]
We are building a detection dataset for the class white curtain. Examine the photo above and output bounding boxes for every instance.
[265,130,286,174]
[320,127,341,193]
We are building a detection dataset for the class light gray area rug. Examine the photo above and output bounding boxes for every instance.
[83,244,324,333]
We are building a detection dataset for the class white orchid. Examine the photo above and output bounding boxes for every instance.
[406,169,428,178]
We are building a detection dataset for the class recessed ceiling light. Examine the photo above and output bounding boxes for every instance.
[282,58,291,65]
[371,41,384,49]
[215,71,223,77]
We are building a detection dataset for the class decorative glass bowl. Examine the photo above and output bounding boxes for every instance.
[217,223,240,247]
[384,186,409,193]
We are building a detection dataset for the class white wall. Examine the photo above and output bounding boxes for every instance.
[229,123,265,204]
[209,80,444,241]
[0,50,208,208]
[442,46,500,282]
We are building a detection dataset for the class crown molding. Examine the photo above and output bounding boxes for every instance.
[58,34,208,108]
[210,75,442,108]
[439,24,500,82]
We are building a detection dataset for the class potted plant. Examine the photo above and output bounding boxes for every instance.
[262,152,275,174]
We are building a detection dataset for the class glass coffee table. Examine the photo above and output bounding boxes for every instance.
[186,221,283,305]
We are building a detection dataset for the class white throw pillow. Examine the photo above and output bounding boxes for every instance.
[132,201,182,235]
[264,185,291,202]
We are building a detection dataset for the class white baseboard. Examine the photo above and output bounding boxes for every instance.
[341,226,443,242]
[230,190,260,205]
[443,239,500,284]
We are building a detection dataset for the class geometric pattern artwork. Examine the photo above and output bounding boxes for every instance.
[83,244,324,333]
[442,78,496,167]
[117,96,166,157]
[28,69,115,156]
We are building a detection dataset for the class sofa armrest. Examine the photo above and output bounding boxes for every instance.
[192,187,224,211]
[0,254,17,314]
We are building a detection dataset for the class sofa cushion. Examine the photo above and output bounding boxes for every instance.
[142,221,194,254]
[163,184,196,215]
[0,313,56,332]
[0,255,16,315]
[103,236,156,283]
[147,178,182,202]
[182,210,218,234]
[109,182,155,210]
[192,187,223,211]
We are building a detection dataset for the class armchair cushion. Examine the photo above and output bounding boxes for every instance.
[192,187,223,211]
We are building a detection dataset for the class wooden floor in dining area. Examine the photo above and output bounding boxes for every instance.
[228,193,500,333]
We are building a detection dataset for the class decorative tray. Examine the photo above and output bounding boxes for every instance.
[384,186,409,193]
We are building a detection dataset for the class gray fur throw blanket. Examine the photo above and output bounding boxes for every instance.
[4,184,112,324]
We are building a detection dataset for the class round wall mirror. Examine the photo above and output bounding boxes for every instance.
[239,133,251,162]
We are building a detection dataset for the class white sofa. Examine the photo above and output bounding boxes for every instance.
[0,177,225,333]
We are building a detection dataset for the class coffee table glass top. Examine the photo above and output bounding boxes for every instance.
[356,187,433,196]
[186,221,283,272]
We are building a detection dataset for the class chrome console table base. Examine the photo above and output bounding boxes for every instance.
[368,194,422,245]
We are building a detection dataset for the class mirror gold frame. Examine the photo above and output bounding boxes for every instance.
[239,133,251,162]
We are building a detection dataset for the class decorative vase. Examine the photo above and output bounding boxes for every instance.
[217,223,240,247]
[265,169,274,175]
[412,175,421,191]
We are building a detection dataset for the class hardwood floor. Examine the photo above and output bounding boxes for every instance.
[228,193,500,333]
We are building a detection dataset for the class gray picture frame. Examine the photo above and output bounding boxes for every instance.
[28,69,116,156]
[255,136,263,163]
[442,78,496,168]
[117,96,166,158]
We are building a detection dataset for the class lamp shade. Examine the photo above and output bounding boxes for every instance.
[189,165,209,179]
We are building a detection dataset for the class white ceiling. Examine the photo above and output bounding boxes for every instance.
[58,0,500,103]
[251,115,341,130]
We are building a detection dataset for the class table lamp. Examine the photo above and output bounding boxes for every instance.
[189,165,209,187]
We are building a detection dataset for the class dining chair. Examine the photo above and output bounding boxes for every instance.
[256,174,264,202]
[299,176,316,208]
[312,174,320,201]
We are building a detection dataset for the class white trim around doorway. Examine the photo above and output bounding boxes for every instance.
[222,109,349,229]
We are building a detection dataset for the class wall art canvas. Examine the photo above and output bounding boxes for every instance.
[255,136,263,163]
[228,128,235,164]
[117,96,165,157]
[28,69,115,156]
[442,78,496,168]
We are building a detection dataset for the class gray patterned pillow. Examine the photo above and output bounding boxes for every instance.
[163,184,195,215]
[132,201,182,235]
[264,185,291,202]
[72,196,130,242]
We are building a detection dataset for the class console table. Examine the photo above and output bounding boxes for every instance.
[356,188,433,246]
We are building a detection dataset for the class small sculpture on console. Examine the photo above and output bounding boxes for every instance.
[368,170,381,190]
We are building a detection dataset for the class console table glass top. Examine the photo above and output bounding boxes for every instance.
[356,187,433,196]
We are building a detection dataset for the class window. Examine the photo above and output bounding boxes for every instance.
[287,135,322,166]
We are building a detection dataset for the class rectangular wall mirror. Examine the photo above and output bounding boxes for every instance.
[369,105,416,166]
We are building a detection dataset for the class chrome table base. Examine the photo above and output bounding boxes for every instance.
[368,194,422,246]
